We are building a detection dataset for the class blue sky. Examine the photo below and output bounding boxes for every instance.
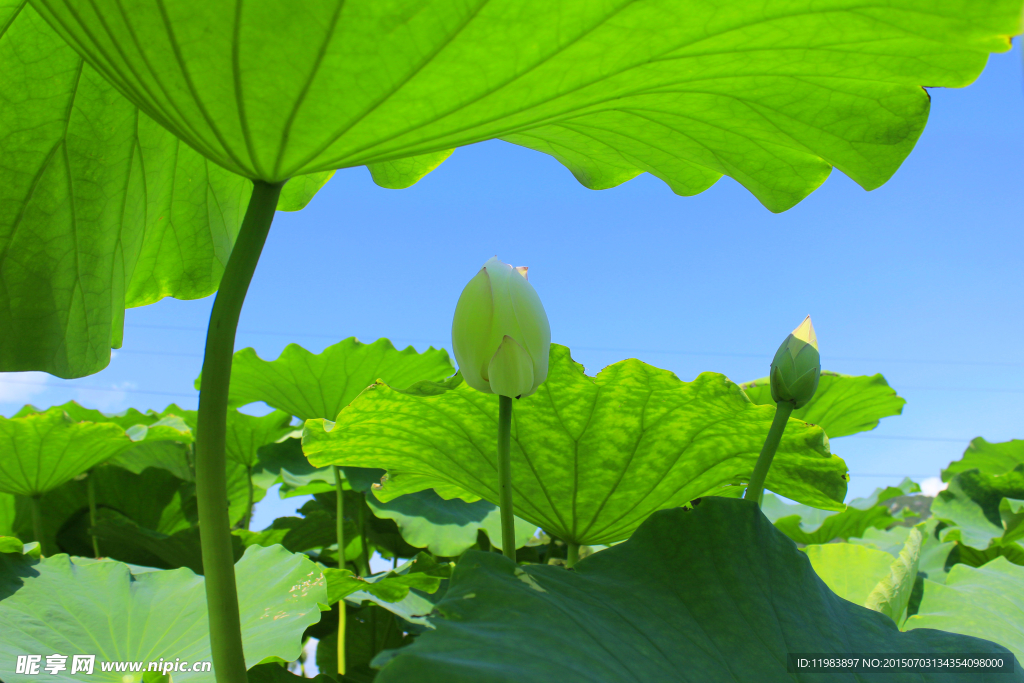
[2,42,1020,511]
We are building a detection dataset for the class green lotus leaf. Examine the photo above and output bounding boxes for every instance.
[91,511,247,574]
[943,438,1024,481]
[235,499,350,558]
[247,664,333,683]
[0,4,342,377]
[373,497,1019,682]
[741,371,905,438]
[905,557,1024,662]
[366,488,537,556]
[318,605,406,683]
[252,437,335,498]
[0,408,134,497]
[32,0,1020,208]
[932,466,1024,552]
[806,527,921,625]
[0,543,327,682]
[368,149,455,190]
[325,553,451,605]
[277,170,336,212]
[225,410,293,469]
[851,520,956,585]
[761,478,919,544]
[306,344,847,546]
[0,536,23,553]
[0,493,14,537]
[201,338,454,419]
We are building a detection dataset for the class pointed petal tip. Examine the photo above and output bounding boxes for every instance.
[515,266,529,280]
[791,315,817,350]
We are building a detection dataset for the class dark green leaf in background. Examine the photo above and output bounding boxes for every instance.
[306,345,848,546]
[373,498,1019,682]
[741,371,905,438]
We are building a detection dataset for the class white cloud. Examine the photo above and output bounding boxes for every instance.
[0,371,50,405]
[919,476,948,497]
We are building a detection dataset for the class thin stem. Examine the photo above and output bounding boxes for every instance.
[566,542,579,568]
[30,495,46,557]
[241,466,254,531]
[332,466,347,677]
[87,471,100,558]
[358,501,370,576]
[195,179,284,683]
[496,395,516,562]
[744,401,795,506]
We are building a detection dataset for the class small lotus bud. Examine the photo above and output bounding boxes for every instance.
[769,316,820,408]
[452,257,551,398]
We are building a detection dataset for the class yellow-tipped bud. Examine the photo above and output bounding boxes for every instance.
[451,257,551,398]
[769,315,820,408]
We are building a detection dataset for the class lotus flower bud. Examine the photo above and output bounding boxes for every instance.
[452,257,551,398]
[769,316,820,408]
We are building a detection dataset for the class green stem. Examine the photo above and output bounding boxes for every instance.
[30,495,46,557]
[241,466,254,531]
[566,542,579,569]
[87,472,100,558]
[358,501,370,576]
[744,401,795,506]
[332,466,347,677]
[496,395,516,562]
[195,180,283,683]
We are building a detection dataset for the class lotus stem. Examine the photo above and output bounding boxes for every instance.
[496,395,516,561]
[566,542,579,568]
[332,466,347,676]
[87,471,100,558]
[744,401,795,507]
[358,501,370,576]
[30,495,46,557]
[195,179,284,683]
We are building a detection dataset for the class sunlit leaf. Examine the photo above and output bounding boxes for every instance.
[943,438,1024,481]
[905,557,1024,662]
[0,408,132,496]
[324,553,451,605]
[805,527,921,625]
[203,338,454,419]
[932,466,1024,553]
[277,171,336,212]
[741,371,905,438]
[372,498,1018,682]
[0,544,327,682]
[225,410,293,469]
[367,149,454,190]
[306,344,847,546]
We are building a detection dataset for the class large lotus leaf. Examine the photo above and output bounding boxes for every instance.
[0,4,338,378]
[0,408,134,496]
[741,371,905,438]
[305,345,848,546]
[368,149,455,190]
[761,478,919,545]
[252,437,334,498]
[905,557,1024,662]
[225,410,293,469]
[0,493,15,538]
[31,0,1021,208]
[372,497,1019,682]
[932,466,1024,551]
[851,520,956,585]
[0,544,328,682]
[943,438,1024,481]
[805,527,921,625]
[204,338,454,419]
[366,489,537,556]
